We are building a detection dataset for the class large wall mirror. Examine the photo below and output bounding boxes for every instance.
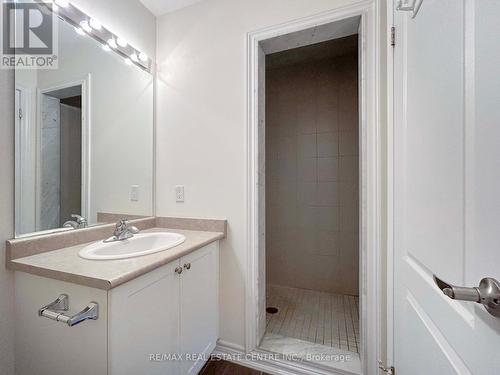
[14,1,154,237]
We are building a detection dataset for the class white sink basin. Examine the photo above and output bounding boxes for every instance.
[78,232,186,260]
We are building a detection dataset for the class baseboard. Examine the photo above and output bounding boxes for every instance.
[213,341,359,375]
[216,339,246,352]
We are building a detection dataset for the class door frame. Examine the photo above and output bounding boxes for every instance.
[35,74,91,230]
[14,84,36,236]
[385,0,395,371]
[244,1,382,373]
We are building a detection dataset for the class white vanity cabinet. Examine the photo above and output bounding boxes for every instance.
[179,243,219,375]
[14,242,219,375]
[109,242,219,375]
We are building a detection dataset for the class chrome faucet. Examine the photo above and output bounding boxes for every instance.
[104,219,140,243]
[63,214,88,229]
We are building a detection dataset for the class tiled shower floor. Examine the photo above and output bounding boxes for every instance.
[264,285,360,353]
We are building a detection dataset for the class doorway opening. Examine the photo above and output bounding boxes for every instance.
[240,6,381,373]
[37,83,88,232]
[262,27,360,372]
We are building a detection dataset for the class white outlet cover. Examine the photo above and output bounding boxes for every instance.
[175,185,184,202]
[130,185,139,202]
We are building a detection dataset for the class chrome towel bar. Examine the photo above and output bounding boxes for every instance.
[38,294,99,327]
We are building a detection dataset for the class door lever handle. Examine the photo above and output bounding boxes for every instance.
[433,275,500,318]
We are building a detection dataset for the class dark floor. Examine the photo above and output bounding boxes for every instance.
[199,360,271,375]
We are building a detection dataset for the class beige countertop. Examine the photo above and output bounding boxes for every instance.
[9,227,224,290]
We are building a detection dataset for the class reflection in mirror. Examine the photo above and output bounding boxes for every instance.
[40,86,83,231]
[15,2,153,237]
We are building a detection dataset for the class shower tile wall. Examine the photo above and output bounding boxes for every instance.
[60,103,82,225]
[40,96,61,230]
[266,54,359,295]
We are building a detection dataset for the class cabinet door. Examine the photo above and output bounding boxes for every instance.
[180,242,219,375]
[109,261,181,375]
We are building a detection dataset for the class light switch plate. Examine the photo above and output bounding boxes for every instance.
[175,185,184,202]
[130,185,139,202]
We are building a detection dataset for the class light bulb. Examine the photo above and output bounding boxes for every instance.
[138,52,148,62]
[54,0,69,7]
[107,38,117,49]
[102,44,111,52]
[130,53,139,63]
[116,37,128,48]
[80,20,92,33]
[124,58,132,65]
[89,18,102,30]
[74,27,85,35]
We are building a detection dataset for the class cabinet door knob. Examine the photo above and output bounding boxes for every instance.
[175,267,183,274]
[183,263,191,270]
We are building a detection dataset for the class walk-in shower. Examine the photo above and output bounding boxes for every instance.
[262,34,360,369]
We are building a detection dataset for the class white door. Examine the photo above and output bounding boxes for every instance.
[394,1,500,374]
[179,243,219,375]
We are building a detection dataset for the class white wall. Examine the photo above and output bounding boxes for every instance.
[0,1,156,373]
[156,0,385,348]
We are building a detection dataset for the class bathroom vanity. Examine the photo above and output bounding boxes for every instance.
[8,2,227,374]
[8,2,225,375]
[8,218,225,375]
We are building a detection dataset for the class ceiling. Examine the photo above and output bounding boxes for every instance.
[260,16,360,55]
[266,34,358,70]
[139,0,204,16]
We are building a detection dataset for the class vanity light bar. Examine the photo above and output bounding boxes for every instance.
[36,0,152,73]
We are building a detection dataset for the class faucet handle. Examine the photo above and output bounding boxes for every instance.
[128,225,140,234]
[68,214,87,228]
[106,219,139,242]
[71,214,87,224]
[116,219,129,228]
[114,219,131,235]
[118,219,139,234]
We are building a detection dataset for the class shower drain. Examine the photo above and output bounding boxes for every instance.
[266,307,279,314]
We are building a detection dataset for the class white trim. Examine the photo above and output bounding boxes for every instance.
[214,342,358,375]
[245,1,381,374]
[153,19,159,218]
[35,88,41,231]
[35,75,91,231]
[14,84,36,236]
[15,87,22,234]
[217,339,246,353]
[81,75,91,222]
[385,0,395,369]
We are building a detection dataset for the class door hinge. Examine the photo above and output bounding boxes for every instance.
[379,360,395,375]
[391,26,396,47]
[18,108,23,119]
